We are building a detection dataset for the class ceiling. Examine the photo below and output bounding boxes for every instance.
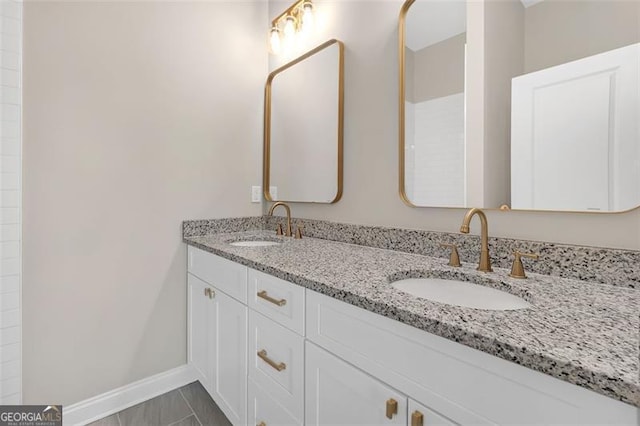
[405,0,466,51]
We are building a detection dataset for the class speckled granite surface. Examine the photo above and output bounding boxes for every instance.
[183,229,640,407]
[182,217,263,238]
[263,216,640,288]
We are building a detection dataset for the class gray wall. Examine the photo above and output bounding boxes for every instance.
[265,0,640,250]
[23,1,265,404]
[412,33,466,102]
[524,0,640,72]
[483,0,524,207]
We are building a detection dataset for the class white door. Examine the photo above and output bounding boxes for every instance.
[511,43,639,211]
[408,399,458,426]
[210,289,248,426]
[187,274,212,388]
[305,342,407,426]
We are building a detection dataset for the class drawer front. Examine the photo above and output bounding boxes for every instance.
[409,399,458,426]
[248,268,304,335]
[249,378,301,426]
[188,246,247,303]
[249,310,304,422]
[306,290,638,425]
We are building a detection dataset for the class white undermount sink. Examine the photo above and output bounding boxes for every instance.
[229,240,281,247]
[392,278,531,311]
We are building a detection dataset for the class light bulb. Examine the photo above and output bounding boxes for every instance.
[301,1,314,33]
[283,15,296,39]
[269,26,281,54]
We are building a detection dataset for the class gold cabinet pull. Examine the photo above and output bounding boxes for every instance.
[385,398,398,419]
[257,290,286,307]
[257,349,286,372]
[204,288,215,299]
[257,422,266,426]
[411,410,424,426]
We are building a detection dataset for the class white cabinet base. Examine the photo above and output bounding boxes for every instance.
[305,341,407,426]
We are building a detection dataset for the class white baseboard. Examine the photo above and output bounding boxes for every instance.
[63,364,198,426]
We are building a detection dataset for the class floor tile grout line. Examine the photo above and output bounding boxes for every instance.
[178,388,203,426]
[166,413,196,426]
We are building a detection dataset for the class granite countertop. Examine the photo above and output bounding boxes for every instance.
[184,230,640,407]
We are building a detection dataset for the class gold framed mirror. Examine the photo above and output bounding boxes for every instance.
[264,39,344,204]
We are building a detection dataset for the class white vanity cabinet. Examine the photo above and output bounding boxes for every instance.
[305,290,638,425]
[186,246,639,426]
[187,247,248,426]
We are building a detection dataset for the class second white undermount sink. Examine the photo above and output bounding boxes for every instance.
[229,240,281,247]
[392,278,531,311]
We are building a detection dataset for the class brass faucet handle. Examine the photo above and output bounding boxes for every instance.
[275,223,284,236]
[509,251,539,279]
[294,223,303,239]
[439,243,461,267]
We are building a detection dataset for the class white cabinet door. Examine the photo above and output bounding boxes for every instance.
[187,274,212,388]
[306,341,407,426]
[408,399,457,426]
[248,378,301,426]
[210,288,248,426]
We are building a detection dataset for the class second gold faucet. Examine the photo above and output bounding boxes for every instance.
[459,208,492,272]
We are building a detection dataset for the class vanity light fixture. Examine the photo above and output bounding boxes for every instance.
[269,0,314,55]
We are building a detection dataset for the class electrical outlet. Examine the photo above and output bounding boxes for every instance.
[270,186,278,200]
[251,186,262,203]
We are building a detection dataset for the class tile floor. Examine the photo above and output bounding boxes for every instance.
[87,381,231,426]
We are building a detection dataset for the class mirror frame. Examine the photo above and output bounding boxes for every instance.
[397,0,640,214]
[263,38,345,204]
[398,0,419,208]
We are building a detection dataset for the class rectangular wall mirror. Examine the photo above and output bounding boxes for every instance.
[399,0,640,213]
[264,39,344,203]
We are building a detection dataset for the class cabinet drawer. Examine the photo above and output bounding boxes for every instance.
[248,269,304,335]
[249,310,304,422]
[249,378,301,426]
[188,246,247,303]
[409,399,457,426]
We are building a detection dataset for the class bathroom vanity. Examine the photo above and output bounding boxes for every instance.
[183,223,639,426]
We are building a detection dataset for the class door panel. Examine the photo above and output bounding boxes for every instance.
[305,341,407,426]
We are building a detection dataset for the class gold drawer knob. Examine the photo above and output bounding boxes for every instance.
[257,422,266,426]
[385,398,398,419]
[257,349,286,372]
[257,290,287,307]
[203,288,215,299]
[411,410,424,426]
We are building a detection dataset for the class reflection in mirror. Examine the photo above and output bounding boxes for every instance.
[264,39,344,203]
[401,0,467,207]
[508,4,639,212]
[400,0,640,213]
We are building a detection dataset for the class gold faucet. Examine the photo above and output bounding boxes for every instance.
[268,202,292,237]
[459,208,493,272]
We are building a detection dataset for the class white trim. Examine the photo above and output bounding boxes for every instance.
[63,364,198,426]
